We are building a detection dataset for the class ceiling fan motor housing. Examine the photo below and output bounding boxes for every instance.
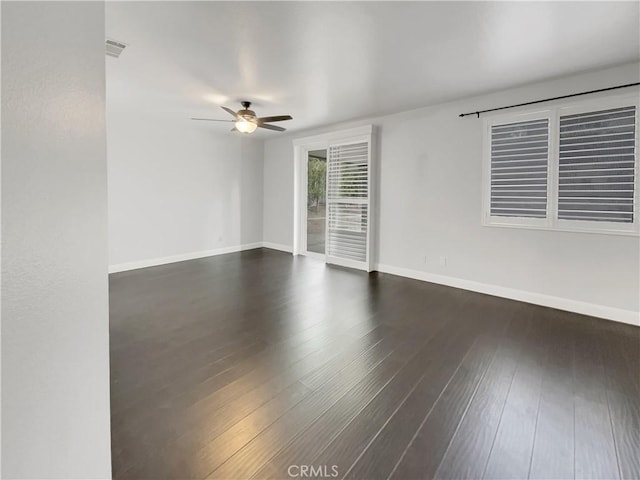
[238,109,257,121]
[238,101,256,121]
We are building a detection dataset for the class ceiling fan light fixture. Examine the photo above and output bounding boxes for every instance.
[235,119,257,133]
[192,101,291,133]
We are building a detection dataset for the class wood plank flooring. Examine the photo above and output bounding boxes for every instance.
[109,248,640,480]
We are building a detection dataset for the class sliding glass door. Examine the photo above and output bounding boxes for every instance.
[294,126,374,271]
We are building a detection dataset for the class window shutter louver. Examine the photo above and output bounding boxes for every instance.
[558,106,637,223]
[326,141,370,268]
[490,119,550,219]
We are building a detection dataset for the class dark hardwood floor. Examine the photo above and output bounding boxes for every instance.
[109,248,640,480]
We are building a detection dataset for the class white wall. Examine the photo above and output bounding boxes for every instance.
[107,111,264,268]
[263,62,640,320]
[1,2,112,478]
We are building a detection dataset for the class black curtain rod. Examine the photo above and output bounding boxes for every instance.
[459,82,640,118]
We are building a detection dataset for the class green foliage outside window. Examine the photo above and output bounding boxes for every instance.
[308,157,326,208]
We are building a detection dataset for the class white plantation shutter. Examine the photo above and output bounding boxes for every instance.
[326,141,371,270]
[558,106,637,223]
[490,118,550,219]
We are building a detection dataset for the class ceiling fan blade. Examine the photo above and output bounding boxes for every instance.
[221,106,240,119]
[258,123,286,132]
[257,115,292,123]
[191,118,235,122]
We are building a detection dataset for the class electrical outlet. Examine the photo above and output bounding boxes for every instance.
[439,255,447,267]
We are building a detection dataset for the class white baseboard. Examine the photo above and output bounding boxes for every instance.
[109,242,263,273]
[375,263,639,327]
[261,242,293,253]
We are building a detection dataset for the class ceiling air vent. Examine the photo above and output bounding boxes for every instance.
[106,39,127,58]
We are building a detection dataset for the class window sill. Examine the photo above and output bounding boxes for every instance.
[482,218,640,237]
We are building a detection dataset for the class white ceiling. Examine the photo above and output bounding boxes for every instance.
[106,1,640,136]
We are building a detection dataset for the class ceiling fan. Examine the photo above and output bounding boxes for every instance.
[191,101,292,134]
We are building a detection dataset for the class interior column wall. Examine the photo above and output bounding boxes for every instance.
[1,2,112,477]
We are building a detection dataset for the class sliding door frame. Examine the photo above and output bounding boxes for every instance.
[293,125,375,271]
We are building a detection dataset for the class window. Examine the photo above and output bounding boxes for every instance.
[489,116,550,226]
[557,106,636,224]
[483,96,639,234]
